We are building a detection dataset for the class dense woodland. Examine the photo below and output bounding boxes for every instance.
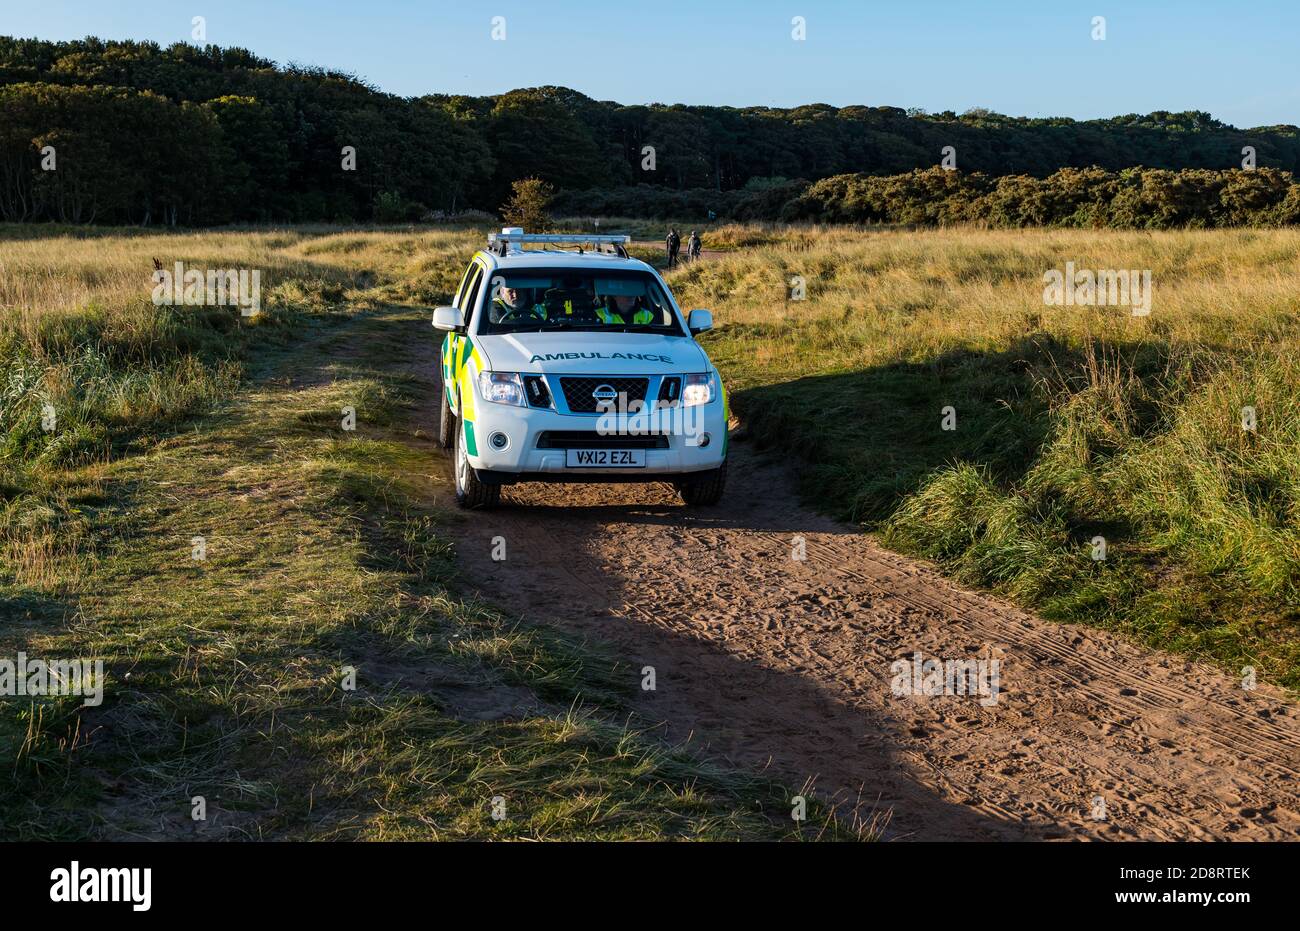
[3,36,1300,226]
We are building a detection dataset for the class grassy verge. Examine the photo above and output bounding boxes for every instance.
[1,226,853,840]
[674,226,1300,692]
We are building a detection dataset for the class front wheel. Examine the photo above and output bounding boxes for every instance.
[453,414,500,510]
[675,460,727,506]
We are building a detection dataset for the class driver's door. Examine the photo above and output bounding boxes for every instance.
[443,261,484,415]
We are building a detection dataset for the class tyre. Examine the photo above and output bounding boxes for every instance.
[438,385,455,449]
[452,411,500,510]
[675,460,727,506]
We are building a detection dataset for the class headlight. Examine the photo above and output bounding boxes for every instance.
[682,372,715,407]
[477,371,526,407]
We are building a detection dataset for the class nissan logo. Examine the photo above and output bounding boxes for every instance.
[591,384,618,401]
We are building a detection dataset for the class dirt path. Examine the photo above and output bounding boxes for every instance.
[629,239,724,268]
[407,311,1300,841]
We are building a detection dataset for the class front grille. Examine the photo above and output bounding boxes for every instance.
[536,431,669,450]
[559,376,649,414]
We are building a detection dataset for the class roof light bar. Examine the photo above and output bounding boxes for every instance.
[487,228,632,257]
[488,231,631,245]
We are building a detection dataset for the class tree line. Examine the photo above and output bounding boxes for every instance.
[2,36,1299,226]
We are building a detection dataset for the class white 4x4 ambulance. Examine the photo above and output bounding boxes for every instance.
[434,229,728,509]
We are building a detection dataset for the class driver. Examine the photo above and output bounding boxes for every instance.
[596,293,655,325]
[489,284,546,323]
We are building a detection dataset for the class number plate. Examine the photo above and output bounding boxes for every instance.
[565,449,646,468]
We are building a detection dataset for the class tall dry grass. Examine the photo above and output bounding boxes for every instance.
[7,221,1297,686]
[0,224,480,595]
[670,226,1300,687]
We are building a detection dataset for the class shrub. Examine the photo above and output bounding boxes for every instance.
[500,178,556,231]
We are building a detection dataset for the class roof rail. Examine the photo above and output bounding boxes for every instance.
[488,229,631,258]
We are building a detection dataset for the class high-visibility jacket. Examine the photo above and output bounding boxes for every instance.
[596,304,654,325]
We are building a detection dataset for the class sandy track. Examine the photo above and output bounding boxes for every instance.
[416,325,1300,841]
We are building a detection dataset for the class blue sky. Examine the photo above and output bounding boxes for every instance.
[4,0,1297,127]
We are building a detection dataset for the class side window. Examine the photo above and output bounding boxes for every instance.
[451,263,474,309]
[458,266,484,325]
[646,279,681,330]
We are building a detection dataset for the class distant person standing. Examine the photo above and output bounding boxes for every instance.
[666,228,681,268]
[687,230,701,261]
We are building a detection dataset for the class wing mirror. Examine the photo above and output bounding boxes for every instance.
[687,309,713,334]
[433,306,465,331]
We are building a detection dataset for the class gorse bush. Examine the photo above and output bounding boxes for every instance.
[372,191,428,224]
[558,167,1300,228]
[783,166,1300,228]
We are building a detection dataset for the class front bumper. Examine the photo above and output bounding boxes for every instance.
[462,396,727,484]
